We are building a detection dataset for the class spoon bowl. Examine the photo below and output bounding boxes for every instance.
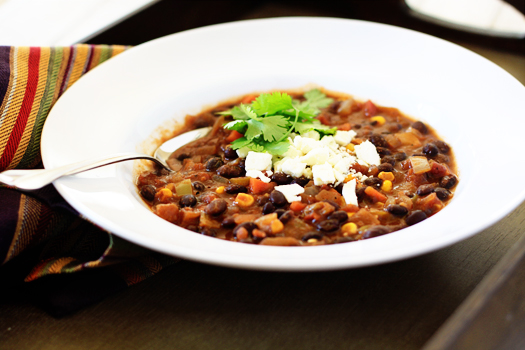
[0,126,211,190]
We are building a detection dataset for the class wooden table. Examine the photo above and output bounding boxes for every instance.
[1,1,524,349]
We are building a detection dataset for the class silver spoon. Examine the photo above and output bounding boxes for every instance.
[0,127,212,191]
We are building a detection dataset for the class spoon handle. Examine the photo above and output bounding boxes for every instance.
[0,153,167,190]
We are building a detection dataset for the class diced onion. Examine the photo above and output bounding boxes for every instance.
[410,156,431,174]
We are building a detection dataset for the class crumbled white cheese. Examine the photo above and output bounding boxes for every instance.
[312,163,336,185]
[301,130,321,141]
[301,147,330,166]
[280,157,307,178]
[245,151,272,171]
[274,184,305,203]
[334,130,357,146]
[342,179,358,206]
[245,170,272,183]
[354,140,381,166]
[293,135,320,154]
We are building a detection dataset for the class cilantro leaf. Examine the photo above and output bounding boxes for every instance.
[224,89,335,156]
[244,119,265,140]
[293,89,333,116]
[294,122,336,135]
[262,141,290,155]
[217,104,257,120]
[223,120,247,133]
[252,92,293,116]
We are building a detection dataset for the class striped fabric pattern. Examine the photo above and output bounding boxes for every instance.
[0,45,177,289]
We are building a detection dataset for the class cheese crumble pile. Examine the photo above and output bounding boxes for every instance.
[238,130,382,206]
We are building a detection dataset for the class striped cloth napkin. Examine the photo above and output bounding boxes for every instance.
[0,45,177,316]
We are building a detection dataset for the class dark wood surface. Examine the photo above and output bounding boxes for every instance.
[1,1,525,349]
[2,202,524,350]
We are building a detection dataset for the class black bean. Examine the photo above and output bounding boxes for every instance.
[393,152,407,161]
[327,210,349,223]
[225,184,248,194]
[257,195,269,206]
[233,222,258,238]
[200,228,217,237]
[316,219,341,233]
[221,217,236,228]
[216,164,243,178]
[440,175,457,189]
[353,124,361,129]
[417,184,435,196]
[356,187,367,201]
[362,226,391,239]
[180,194,197,207]
[237,159,246,171]
[412,121,428,134]
[205,199,227,216]
[270,190,287,207]
[262,202,276,214]
[274,209,286,218]
[223,145,238,160]
[378,163,394,172]
[279,210,294,224]
[434,140,450,154]
[323,200,340,211]
[140,185,156,202]
[205,157,224,171]
[435,187,452,201]
[301,232,324,242]
[272,172,293,185]
[192,181,206,192]
[405,210,427,226]
[386,204,408,217]
[376,147,391,157]
[291,176,309,187]
[381,155,396,166]
[434,154,450,164]
[333,236,356,243]
[334,183,344,194]
[369,134,388,148]
[422,143,439,158]
[364,177,383,188]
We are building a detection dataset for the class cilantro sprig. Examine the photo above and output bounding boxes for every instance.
[219,89,336,155]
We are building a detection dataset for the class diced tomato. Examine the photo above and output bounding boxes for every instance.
[429,161,450,178]
[417,193,443,214]
[337,123,351,131]
[226,130,244,143]
[290,201,307,212]
[317,114,331,125]
[364,186,388,203]
[363,100,378,117]
[249,178,274,194]
[241,94,257,104]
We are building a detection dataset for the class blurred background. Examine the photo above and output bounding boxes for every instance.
[0,0,523,82]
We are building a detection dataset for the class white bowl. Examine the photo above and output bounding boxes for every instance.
[41,17,525,271]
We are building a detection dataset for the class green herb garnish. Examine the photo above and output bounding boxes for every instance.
[219,89,336,155]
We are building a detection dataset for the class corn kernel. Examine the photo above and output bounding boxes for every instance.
[216,186,225,194]
[370,116,386,126]
[345,143,355,151]
[342,222,358,235]
[378,171,395,181]
[235,193,254,207]
[344,174,355,183]
[270,219,284,234]
[381,180,393,192]
[156,188,172,202]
